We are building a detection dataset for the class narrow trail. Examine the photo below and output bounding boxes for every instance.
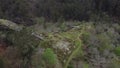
[64,27,85,68]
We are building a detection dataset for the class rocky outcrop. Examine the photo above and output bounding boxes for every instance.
[0,19,23,31]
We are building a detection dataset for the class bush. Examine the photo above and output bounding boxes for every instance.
[114,46,120,56]
[42,48,57,65]
[34,17,45,25]
[6,28,40,68]
[0,58,4,68]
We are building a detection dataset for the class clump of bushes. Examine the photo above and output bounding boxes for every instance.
[42,48,57,67]
[114,46,120,56]
[5,28,40,68]
[0,58,4,68]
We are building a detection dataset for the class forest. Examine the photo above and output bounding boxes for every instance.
[0,0,120,68]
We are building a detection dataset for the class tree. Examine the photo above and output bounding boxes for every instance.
[0,0,31,24]
[6,28,40,68]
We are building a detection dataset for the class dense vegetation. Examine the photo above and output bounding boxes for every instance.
[0,0,120,23]
[0,0,120,68]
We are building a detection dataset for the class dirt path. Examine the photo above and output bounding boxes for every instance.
[64,27,85,68]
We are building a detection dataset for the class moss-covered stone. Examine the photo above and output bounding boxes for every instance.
[0,19,23,31]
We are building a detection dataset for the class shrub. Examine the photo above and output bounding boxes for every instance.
[34,17,45,25]
[42,48,57,65]
[6,28,40,68]
[114,46,120,56]
[0,58,4,68]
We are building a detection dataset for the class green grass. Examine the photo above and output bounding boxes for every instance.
[114,46,120,56]
[42,48,57,65]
